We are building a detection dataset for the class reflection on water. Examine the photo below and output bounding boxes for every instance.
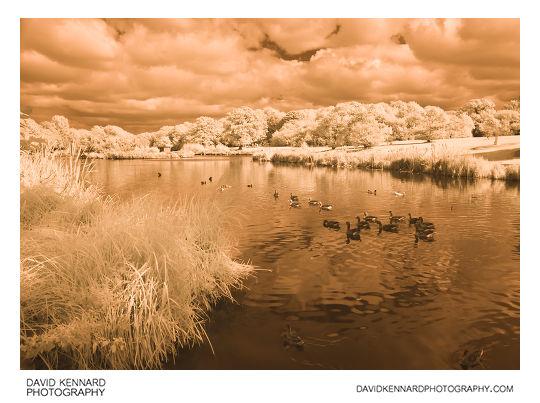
[91,157,520,369]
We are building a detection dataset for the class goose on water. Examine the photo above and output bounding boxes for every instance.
[376,220,398,233]
[414,232,435,243]
[346,222,361,240]
[318,202,333,211]
[323,220,340,230]
[290,193,299,201]
[363,212,378,222]
[355,216,371,230]
[389,211,406,223]
[408,213,420,224]
[459,349,484,370]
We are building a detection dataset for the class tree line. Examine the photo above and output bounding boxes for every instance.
[20,98,519,153]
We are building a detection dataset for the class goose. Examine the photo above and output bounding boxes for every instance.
[394,191,405,197]
[274,190,279,198]
[416,226,435,235]
[389,211,406,223]
[308,198,321,205]
[408,213,420,225]
[208,176,213,182]
[355,216,371,230]
[414,232,435,243]
[376,220,398,233]
[323,220,340,230]
[459,349,484,370]
[290,193,299,201]
[281,324,304,349]
[367,189,377,195]
[289,201,301,208]
[201,180,206,185]
[363,212,378,222]
[318,202,333,211]
[346,222,361,240]
[418,217,435,227]
[247,184,253,188]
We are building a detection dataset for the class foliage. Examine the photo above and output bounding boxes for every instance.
[20,150,253,369]
[19,96,519,157]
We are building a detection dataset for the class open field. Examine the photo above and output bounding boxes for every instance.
[20,150,253,369]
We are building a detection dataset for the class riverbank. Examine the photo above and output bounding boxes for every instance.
[20,150,253,369]
[251,136,520,181]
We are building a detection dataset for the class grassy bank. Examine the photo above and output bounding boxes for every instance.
[20,150,253,369]
[252,141,520,181]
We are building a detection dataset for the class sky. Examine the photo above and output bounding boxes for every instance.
[20,18,520,133]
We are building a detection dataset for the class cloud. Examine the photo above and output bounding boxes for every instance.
[20,18,519,133]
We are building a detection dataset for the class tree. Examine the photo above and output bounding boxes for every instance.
[189,116,223,146]
[444,112,474,138]
[262,107,286,142]
[496,109,520,136]
[459,98,496,138]
[414,106,449,141]
[222,107,267,147]
[348,115,392,147]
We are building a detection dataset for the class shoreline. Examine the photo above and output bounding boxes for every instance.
[251,137,520,182]
[20,151,254,369]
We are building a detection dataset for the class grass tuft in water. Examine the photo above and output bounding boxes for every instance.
[20,150,253,369]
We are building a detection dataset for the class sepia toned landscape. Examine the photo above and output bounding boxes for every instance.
[20,18,519,370]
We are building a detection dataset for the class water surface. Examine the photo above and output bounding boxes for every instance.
[91,157,519,370]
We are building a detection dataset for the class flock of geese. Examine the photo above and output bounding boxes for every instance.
[157,172,436,244]
[158,172,485,368]
[277,190,436,244]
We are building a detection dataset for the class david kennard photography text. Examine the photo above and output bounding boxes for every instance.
[26,378,106,397]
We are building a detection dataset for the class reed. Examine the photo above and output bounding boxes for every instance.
[253,144,519,181]
[20,150,253,369]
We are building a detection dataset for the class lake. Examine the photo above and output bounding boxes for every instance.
[91,156,520,370]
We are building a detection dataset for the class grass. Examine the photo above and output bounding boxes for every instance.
[253,142,520,181]
[20,149,253,369]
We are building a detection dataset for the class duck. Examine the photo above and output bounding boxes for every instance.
[274,190,279,198]
[201,180,206,185]
[157,172,162,177]
[394,191,405,197]
[247,184,253,188]
[289,201,301,208]
[281,324,304,349]
[367,189,377,195]
[346,222,361,240]
[376,220,398,233]
[318,202,333,211]
[290,193,299,201]
[208,176,213,182]
[323,220,340,230]
[355,216,371,230]
[363,212,378,222]
[308,198,321,205]
[408,213,420,225]
[414,232,435,243]
[389,211,406,223]
[459,349,484,369]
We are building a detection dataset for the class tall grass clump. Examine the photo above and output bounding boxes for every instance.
[262,144,519,181]
[20,150,253,369]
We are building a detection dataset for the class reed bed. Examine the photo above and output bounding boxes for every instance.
[253,144,520,181]
[20,150,253,369]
